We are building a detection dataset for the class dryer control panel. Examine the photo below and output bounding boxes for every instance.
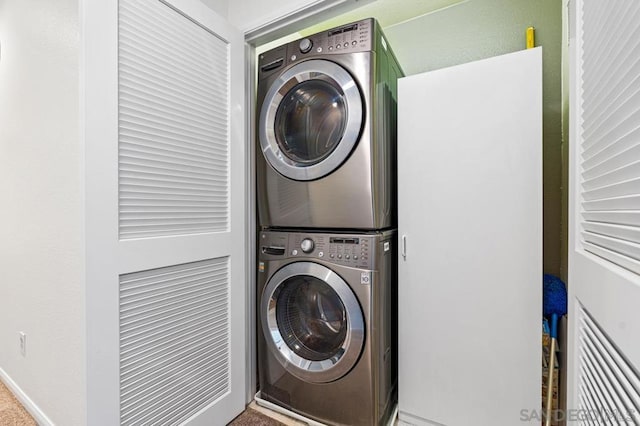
[259,230,394,270]
[258,18,376,79]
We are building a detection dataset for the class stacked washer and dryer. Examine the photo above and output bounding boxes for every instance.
[256,19,403,426]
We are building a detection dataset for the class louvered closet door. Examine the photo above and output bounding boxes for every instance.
[84,0,246,425]
[569,0,640,423]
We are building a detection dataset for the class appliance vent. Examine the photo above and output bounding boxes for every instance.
[576,306,640,423]
[579,0,640,275]
[118,0,230,239]
[119,257,230,426]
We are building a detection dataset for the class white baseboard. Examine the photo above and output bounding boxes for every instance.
[0,367,54,426]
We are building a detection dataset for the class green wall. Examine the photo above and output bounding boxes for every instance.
[384,0,564,276]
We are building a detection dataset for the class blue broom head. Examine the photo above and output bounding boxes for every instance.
[543,274,567,317]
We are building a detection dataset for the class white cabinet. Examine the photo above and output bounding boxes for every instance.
[397,48,542,426]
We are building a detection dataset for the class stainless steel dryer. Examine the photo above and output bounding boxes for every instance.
[257,229,396,426]
[256,19,403,230]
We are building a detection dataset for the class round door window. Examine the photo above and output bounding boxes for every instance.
[275,275,347,361]
[259,60,364,181]
[261,262,365,383]
[274,80,347,165]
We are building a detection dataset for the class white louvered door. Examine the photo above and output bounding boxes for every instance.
[568,0,640,424]
[84,0,246,425]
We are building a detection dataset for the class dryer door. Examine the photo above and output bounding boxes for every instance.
[259,59,364,181]
[261,262,365,383]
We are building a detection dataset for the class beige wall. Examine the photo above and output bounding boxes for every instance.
[0,0,85,424]
[384,0,564,276]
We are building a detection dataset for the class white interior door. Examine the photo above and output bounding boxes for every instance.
[397,48,542,426]
[568,0,640,423]
[84,0,246,424]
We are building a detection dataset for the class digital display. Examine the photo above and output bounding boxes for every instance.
[328,24,358,37]
[330,237,359,244]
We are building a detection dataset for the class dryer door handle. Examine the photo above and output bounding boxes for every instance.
[401,235,407,260]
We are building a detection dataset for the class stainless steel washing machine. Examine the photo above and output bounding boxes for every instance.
[256,19,403,230]
[257,229,396,426]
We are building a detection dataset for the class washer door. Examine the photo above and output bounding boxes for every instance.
[259,59,364,181]
[261,262,365,383]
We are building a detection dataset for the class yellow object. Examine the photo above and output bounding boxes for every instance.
[526,27,535,49]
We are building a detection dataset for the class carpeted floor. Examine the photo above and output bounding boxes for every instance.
[1,380,286,426]
[228,407,286,426]
[0,380,36,426]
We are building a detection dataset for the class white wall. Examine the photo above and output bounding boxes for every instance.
[200,0,228,19]
[228,0,320,32]
[0,1,85,425]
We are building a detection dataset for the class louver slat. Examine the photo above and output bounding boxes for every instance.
[580,0,640,276]
[582,222,640,245]
[577,307,640,424]
[118,0,229,240]
[119,257,230,426]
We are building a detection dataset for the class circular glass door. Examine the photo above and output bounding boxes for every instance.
[259,60,364,181]
[261,262,365,383]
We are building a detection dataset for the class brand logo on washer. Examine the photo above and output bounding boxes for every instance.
[360,272,371,285]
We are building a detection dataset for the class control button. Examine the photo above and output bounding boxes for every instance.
[292,249,298,256]
[352,41,357,45]
[336,44,341,49]
[328,46,333,51]
[316,47,323,53]
[291,54,297,61]
[354,255,358,260]
[337,254,342,259]
[344,42,349,47]
[330,254,335,258]
[300,238,315,253]
[345,254,350,259]
[299,38,313,53]
[318,251,324,258]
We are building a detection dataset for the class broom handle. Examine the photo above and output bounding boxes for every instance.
[545,336,557,426]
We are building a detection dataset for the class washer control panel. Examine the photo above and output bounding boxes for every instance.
[259,230,389,270]
[327,237,369,266]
